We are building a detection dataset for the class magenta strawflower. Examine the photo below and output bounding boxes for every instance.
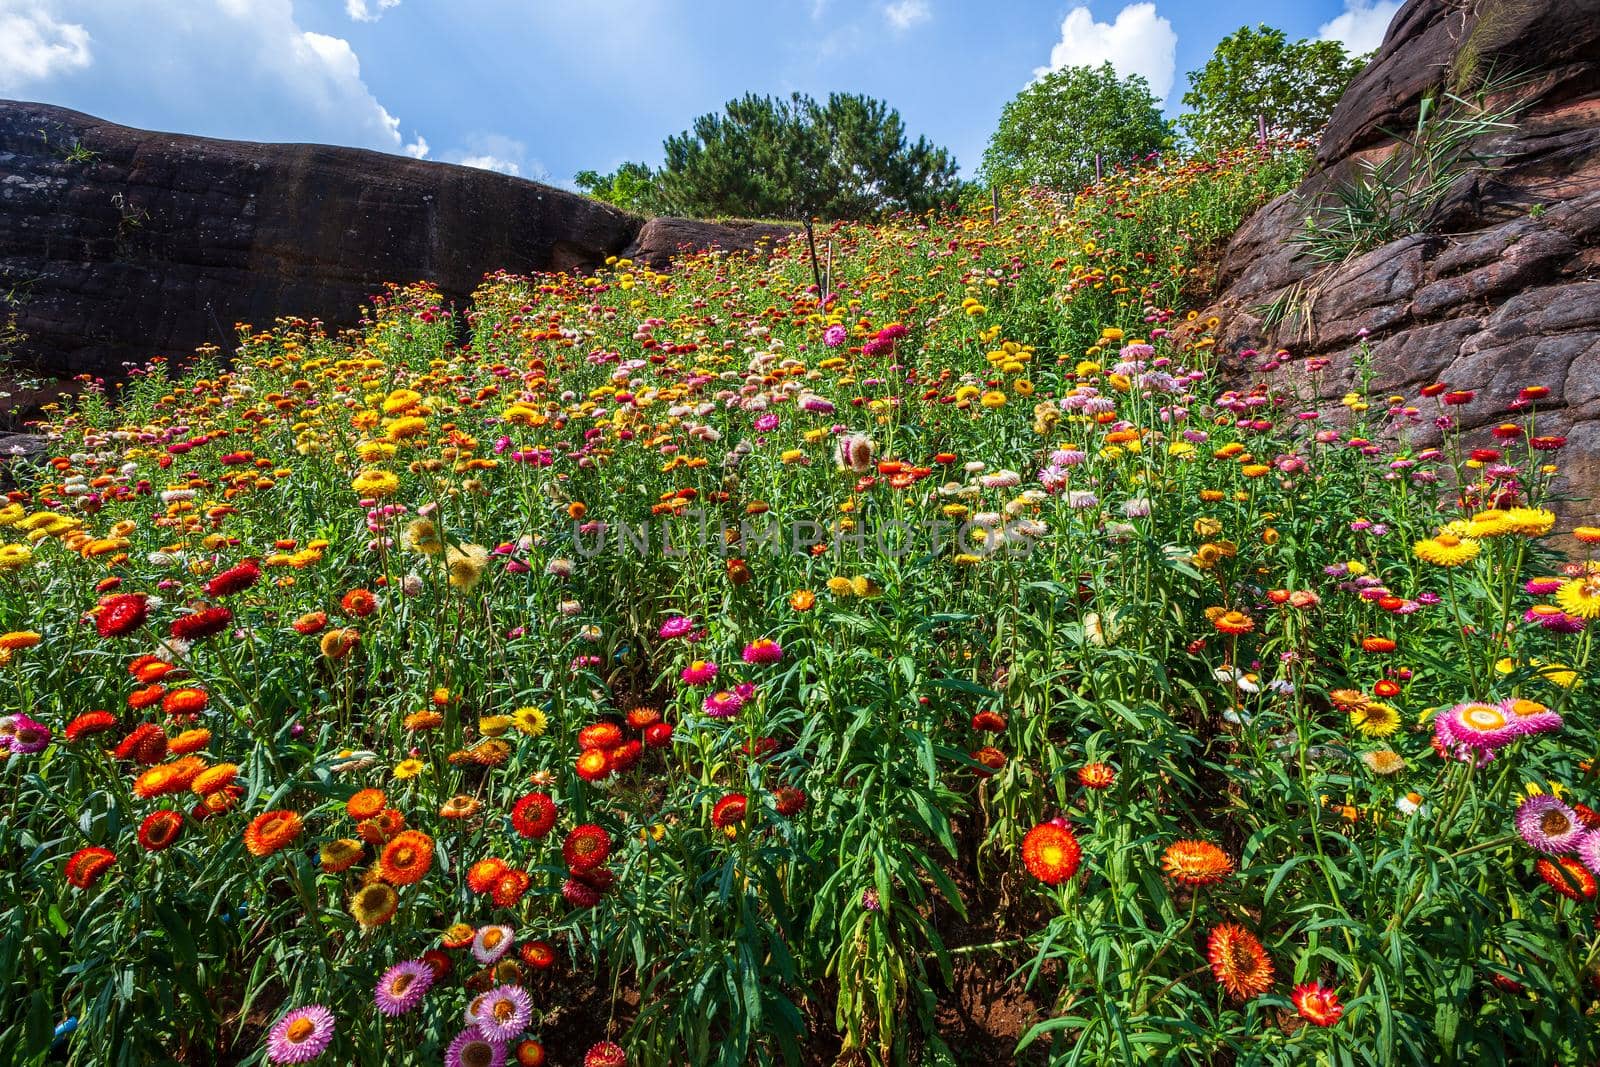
[0,713,51,755]
[702,689,745,718]
[1435,701,1517,763]
[374,959,433,1016]
[469,983,533,1043]
[680,660,718,685]
[445,1025,507,1067]
[265,1004,335,1064]
[658,616,694,639]
[1515,794,1584,854]
[823,324,848,347]
[1500,697,1562,737]
[1524,604,1585,633]
[741,638,782,665]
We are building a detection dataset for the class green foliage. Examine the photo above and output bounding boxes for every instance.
[1179,25,1364,151]
[574,162,665,216]
[657,92,961,221]
[13,147,1600,1067]
[1295,77,1527,263]
[981,63,1173,193]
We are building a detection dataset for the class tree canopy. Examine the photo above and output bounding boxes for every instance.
[573,162,664,216]
[981,64,1173,193]
[652,92,961,221]
[1179,25,1365,151]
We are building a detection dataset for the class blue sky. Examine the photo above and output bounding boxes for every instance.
[1,1,1400,185]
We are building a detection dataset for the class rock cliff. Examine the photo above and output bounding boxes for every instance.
[1194,0,1600,509]
[0,101,791,379]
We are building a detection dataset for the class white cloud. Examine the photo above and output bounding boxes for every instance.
[0,1,92,92]
[1034,3,1178,102]
[1318,0,1401,57]
[402,134,429,159]
[25,0,419,155]
[345,0,400,21]
[458,155,520,175]
[883,0,930,32]
[442,134,549,182]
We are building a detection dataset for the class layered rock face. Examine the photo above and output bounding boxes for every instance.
[0,101,790,379]
[1196,0,1600,510]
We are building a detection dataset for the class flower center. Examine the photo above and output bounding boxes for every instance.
[1462,706,1505,731]
[389,973,413,996]
[286,1018,315,1043]
[1541,810,1572,837]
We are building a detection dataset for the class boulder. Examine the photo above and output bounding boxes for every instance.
[0,101,793,380]
[1193,0,1600,513]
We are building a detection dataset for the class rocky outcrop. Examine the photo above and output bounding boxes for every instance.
[1195,0,1600,509]
[623,217,797,267]
[0,101,793,380]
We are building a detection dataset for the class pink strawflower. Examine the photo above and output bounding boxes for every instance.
[445,1026,507,1067]
[741,638,782,665]
[265,1004,335,1064]
[703,689,745,718]
[1515,794,1584,854]
[680,660,718,685]
[374,960,433,1017]
[658,616,694,639]
[469,984,533,1043]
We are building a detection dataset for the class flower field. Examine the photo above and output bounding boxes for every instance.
[2,145,1599,1066]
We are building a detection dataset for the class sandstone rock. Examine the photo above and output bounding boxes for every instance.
[1193,0,1600,516]
[623,217,797,269]
[0,101,794,379]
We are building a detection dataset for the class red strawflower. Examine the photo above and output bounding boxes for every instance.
[563,824,611,872]
[575,748,610,782]
[772,785,807,816]
[114,722,168,764]
[971,710,1007,732]
[65,846,115,889]
[170,606,233,641]
[577,722,623,751]
[1077,762,1116,790]
[561,876,602,909]
[492,868,533,908]
[510,792,558,839]
[1536,856,1597,902]
[204,560,260,598]
[137,809,185,852]
[65,710,118,742]
[584,1041,626,1067]
[643,722,673,748]
[1021,821,1082,885]
[466,857,507,894]
[607,740,642,772]
[340,589,377,617]
[1291,983,1343,1026]
[710,793,748,830]
[519,940,556,969]
[1207,923,1274,999]
[96,593,149,638]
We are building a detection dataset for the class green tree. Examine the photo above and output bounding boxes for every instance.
[656,92,960,221]
[981,64,1173,193]
[573,161,664,215]
[1179,25,1364,151]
